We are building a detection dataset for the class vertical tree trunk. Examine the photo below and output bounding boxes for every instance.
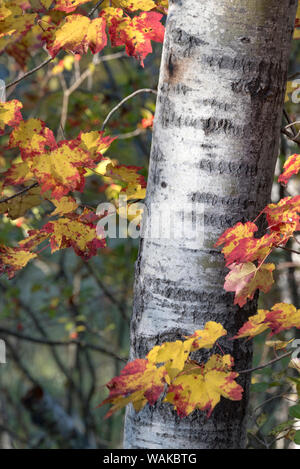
[124,0,297,449]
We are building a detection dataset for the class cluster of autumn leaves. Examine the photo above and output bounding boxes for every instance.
[100,154,300,419]
[0,100,149,277]
[1,0,167,67]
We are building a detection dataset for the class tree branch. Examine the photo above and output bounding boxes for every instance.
[0,327,126,362]
[238,350,293,374]
[0,183,38,204]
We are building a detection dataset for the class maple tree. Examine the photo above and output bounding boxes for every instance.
[1,0,300,450]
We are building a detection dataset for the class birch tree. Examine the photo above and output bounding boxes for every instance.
[124,0,298,449]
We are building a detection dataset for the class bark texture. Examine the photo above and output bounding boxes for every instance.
[124,0,297,449]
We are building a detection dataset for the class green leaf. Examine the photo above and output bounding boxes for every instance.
[289,405,300,419]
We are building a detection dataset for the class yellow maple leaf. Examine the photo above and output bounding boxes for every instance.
[78,131,116,158]
[235,303,300,339]
[224,262,275,307]
[102,0,156,10]
[189,321,227,350]
[165,354,243,417]
[105,163,146,199]
[265,339,294,351]
[0,100,23,134]
[147,321,227,379]
[0,3,36,53]
[99,358,170,418]
[50,196,79,216]
[47,14,107,57]
[0,245,37,279]
[29,145,86,200]
[9,118,56,159]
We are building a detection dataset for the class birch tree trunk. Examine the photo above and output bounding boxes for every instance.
[124,0,297,449]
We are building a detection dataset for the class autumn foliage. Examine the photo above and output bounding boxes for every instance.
[1,0,300,427]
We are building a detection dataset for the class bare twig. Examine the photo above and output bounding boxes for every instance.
[6,56,53,90]
[85,261,129,323]
[278,245,300,256]
[0,326,126,362]
[101,88,157,130]
[88,0,105,17]
[238,350,293,374]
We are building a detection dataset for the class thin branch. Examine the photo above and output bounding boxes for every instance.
[0,327,126,362]
[6,56,53,90]
[0,183,38,204]
[58,51,126,136]
[101,88,157,130]
[113,128,145,139]
[88,0,105,17]
[85,261,129,323]
[278,245,300,256]
[288,71,300,81]
[238,350,293,374]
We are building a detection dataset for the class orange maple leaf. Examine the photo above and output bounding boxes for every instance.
[224,262,275,307]
[234,303,300,339]
[278,154,300,185]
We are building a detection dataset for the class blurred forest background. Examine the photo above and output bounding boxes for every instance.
[0,9,300,449]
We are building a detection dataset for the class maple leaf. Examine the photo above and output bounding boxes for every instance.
[214,221,258,260]
[147,322,227,379]
[278,154,300,185]
[3,161,35,186]
[102,0,156,10]
[224,262,275,307]
[234,303,300,339]
[99,358,170,418]
[5,19,45,69]
[262,196,300,236]
[0,245,37,279]
[222,232,281,267]
[28,143,91,200]
[47,15,107,57]
[72,130,116,159]
[20,209,106,260]
[0,3,37,55]
[0,100,23,134]
[0,186,42,220]
[108,11,165,66]
[50,196,79,216]
[188,321,227,351]
[105,163,147,199]
[165,354,243,418]
[9,118,57,160]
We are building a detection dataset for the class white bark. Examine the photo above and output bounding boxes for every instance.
[124,0,297,449]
